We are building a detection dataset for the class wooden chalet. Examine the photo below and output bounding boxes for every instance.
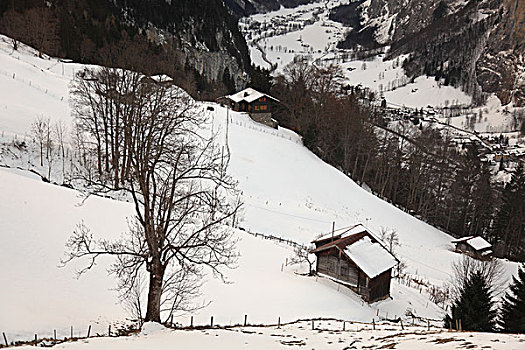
[452,236,492,259]
[310,224,398,303]
[221,88,279,128]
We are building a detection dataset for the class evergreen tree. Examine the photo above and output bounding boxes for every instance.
[222,67,235,94]
[500,264,525,333]
[249,65,272,93]
[444,271,496,331]
[491,163,525,259]
[446,144,481,235]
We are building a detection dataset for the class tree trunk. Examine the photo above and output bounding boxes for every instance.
[144,262,165,323]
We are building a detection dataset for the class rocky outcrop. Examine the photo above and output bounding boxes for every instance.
[477,0,525,106]
[112,0,251,89]
[181,46,249,89]
[335,0,525,106]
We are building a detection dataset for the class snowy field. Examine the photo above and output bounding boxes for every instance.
[0,36,521,343]
[13,321,525,350]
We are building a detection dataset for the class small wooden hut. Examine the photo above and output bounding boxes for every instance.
[220,88,279,128]
[310,224,398,302]
[452,236,492,259]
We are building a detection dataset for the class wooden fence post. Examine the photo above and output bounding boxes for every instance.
[34,334,37,345]
[244,315,247,327]
[373,319,375,330]
[108,325,111,337]
[278,317,281,329]
[210,316,214,328]
[342,321,345,331]
[54,329,57,342]
[191,316,194,328]
[87,325,91,338]
[400,320,404,330]
[311,320,314,330]
[3,332,8,346]
[459,319,462,332]
[427,319,430,331]
[71,326,73,339]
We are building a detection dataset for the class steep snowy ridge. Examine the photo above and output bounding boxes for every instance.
[0,36,520,343]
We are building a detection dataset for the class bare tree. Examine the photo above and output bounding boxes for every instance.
[290,245,315,276]
[31,116,48,167]
[54,120,67,177]
[450,256,507,299]
[380,227,400,254]
[64,69,241,323]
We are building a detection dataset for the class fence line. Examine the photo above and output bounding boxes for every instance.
[0,315,447,348]
[240,227,306,250]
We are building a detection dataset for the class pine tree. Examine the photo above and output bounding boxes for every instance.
[491,163,525,259]
[444,271,496,331]
[500,264,525,333]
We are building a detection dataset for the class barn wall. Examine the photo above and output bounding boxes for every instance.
[317,251,359,287]
[368,269,392,302]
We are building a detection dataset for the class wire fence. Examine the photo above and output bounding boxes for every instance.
[0,316,447,348]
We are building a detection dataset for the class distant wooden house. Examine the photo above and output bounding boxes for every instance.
[310,224,398,303]
[220,88,279,128]
[452,236,492,259]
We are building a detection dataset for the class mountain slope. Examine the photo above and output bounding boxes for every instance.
[0,37,519,341]
[352,0,525,106]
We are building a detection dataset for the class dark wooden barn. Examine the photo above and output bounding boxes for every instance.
[221,88,279,128]
[310,224,398,303]
[451,236,492,259]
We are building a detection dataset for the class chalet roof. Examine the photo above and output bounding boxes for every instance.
[452,236,492,251]
[312,224,368,244]
[344,236,398,279]
[227,88,279,103]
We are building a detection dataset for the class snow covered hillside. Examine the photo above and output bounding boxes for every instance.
[0,36,520,343]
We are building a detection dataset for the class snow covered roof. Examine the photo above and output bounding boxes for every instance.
[344,236,398,279]
[452,236,492,251]
[313,224,368,243]
[227,88,279,103]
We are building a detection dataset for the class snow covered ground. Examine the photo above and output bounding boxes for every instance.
[0,36,521,343]
[14,321,525,350]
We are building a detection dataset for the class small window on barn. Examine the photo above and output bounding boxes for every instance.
[260,105,267,111]
[254,105,259,111]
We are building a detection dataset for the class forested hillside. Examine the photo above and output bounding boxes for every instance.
[271,62,525,261]
[0,0,252,97]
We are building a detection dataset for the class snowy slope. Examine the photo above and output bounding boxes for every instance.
[0,36,520,342]
[12,321,525,350]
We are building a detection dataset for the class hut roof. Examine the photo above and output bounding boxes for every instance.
[312,223,368,243]
[344,236,398,279]
[227,88,279,103]
[452,236,492,251]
